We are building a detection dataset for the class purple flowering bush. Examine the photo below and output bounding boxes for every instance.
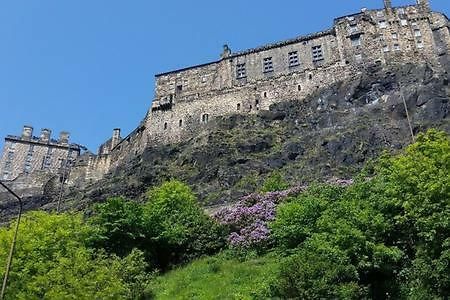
[213,186,307,249]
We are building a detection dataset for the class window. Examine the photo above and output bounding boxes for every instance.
[263,57,273,73]
[7,151,14,161]
[312,45,324,62]
[176,85,183,92]
[351,36,361,47]
[378,20,387,29]
[417,40,424,48]
[201,114,209,123]
[383,45,390,52]
[179,119,183,127]
[401,19,408,26]
[164,122,168,130]
[237,103,241,110]
[392,32,398,40]
[309,73,313,80]
[348,23,358,34]
[288,51,299,67]
[414,29,422,37]
[297,85,302,91]
[236,63,246,79]
[263,92,267,98]
[394,43,401,51]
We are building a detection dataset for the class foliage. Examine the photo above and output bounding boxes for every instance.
[269,130,450,299]
[213,186,306,249]
[0,211,149,299]
[260,171,289,192]
[277,236,361,299]
[143,180,226,269]
[149,252,278,300]
[89,197,145,257]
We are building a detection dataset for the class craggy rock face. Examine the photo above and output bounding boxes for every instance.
[55,62,448,210]
[1,61,449,221]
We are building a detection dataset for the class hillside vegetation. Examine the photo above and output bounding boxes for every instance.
[0,130,449,299]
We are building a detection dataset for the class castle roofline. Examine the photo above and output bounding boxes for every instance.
[155,28,334,78]
[5,135,81,151]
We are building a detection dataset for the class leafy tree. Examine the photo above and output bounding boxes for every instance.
[276,235,361,299]
[0,211,145,299]
[89,197,145,257]
[143,180,226,269]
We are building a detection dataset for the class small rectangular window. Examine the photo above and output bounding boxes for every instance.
[288,51,299,67]
[392,32,398,40]
[263,57,273,73]
[176,85,183,92]
[379,20,387,29]
[312,45,324,62]
[383,45,390,52]
[236,63,246,79]
[414,29,422,37]
[394,44,401,51]
[348,23,358,34]
[417,40,424,48]
[351,36,361,47]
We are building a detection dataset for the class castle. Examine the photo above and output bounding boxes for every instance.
[1,0,449,188]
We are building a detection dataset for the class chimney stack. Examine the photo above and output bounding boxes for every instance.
[39,128,51,143]
[59,131,70,145]
[111,128,121,149]
[383,0,392,13]
[416,0,430,12]
[22,125,33,140]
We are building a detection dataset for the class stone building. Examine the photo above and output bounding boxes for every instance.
[2,0,449,186]
[0,126,81,181]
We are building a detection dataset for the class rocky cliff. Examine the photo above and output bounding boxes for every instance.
[1,61,449,220]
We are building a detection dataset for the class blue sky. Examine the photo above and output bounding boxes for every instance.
[0,0,449,152]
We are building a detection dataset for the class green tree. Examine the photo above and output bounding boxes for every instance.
[143,180,226,269]
[89,197,145,257]
[0,211,140,299]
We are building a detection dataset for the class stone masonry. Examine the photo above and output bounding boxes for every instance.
[1,0,449,187]
[0,126,81,181]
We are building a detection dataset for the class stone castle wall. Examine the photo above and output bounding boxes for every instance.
[0,127,80,182]
[4,0,446,186]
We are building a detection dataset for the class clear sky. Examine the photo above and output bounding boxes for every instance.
[0,0,449,152]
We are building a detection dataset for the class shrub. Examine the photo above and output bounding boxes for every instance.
[0,211,147,299]
[260,171,289,192]
[89,197,145,257]
[143,180,226,269]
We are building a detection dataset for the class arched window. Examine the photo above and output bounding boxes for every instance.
[263,92,267,98]
[202,114,209,123]
[164,122,168,130]
[179,119,183,127]
[309,74,313,80]
[237,103,241,110]
[298,85,302,91]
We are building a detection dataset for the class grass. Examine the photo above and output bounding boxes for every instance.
[149,252,279,300]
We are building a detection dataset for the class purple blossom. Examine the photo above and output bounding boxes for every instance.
[213,181,353,249]
[213,185,308,248]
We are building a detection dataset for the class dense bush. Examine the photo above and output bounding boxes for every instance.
[143,180,226,269]
[269,130,450,299]
[89,197,145,257]
[0,211,151,299]
[213,186,306,249]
